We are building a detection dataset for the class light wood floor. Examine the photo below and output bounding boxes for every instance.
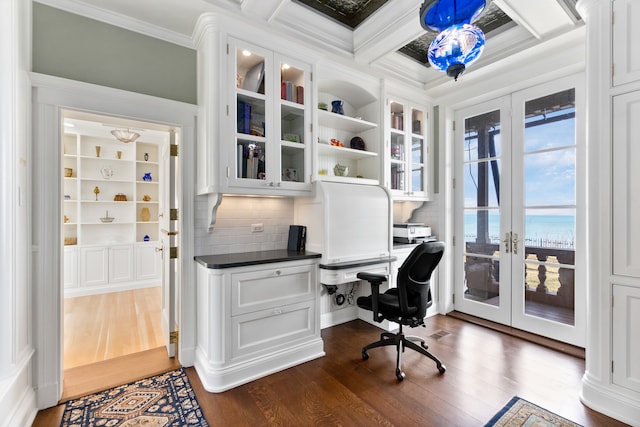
[64,287,164,369]
[34,315,628,427]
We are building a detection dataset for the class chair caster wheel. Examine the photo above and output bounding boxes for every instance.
[396,369,405,381]
[438,364,446,374]
[362,351,369,360]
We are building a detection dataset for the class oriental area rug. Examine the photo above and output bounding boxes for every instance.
[60,368,209,426]
[485,396,582,427]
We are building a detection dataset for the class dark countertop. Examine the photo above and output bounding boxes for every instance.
[195,249,322,269]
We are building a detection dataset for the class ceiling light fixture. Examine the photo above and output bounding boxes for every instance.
[420,0,489,81]
[111,129,141,143]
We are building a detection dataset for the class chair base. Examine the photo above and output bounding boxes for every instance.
[361,324,446,381]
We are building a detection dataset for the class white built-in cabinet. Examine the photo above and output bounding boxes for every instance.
[195,256,324,392]
[579,0,640,423]
[62,126,162,296]
[225,38,313,194]
[194,15,436,207]
[195,20,314,198]
[611,91,640,393]
[385,95,430,200]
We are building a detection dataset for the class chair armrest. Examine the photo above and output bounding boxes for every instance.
[357,272,388,323]
[356,272,388,284]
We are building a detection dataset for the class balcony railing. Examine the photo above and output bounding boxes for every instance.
[465,242,575,310]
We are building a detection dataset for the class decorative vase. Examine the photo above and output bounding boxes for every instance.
[144,152,149,162]
[100,166,113,179]
[143,172,152,181]
[116,151,122,159]
[95,145,101,157]
[331,100,344,115]
[140,207,151,222]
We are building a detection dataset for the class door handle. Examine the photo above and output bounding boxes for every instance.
[503,232,511,253]
[155,246,163,252]
[512,233,519,254]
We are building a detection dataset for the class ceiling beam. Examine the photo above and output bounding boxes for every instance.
[354,0,425,65]
[493,0,576,39]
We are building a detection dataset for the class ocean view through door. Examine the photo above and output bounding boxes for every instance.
[453,76,585,347]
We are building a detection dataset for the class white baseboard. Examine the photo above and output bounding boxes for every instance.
[194,339,325,393]
[0,354,37,427]
[581,372,640,427]
[64,281,159,298]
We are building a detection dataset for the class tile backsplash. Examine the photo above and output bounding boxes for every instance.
[194,195,295,256]
[194,194,441,256]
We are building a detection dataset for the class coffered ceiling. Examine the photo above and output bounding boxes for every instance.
[37,0,583,88]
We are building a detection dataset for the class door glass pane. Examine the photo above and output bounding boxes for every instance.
[280,58,306,183]
[522,89,576,326]
[463,109,502,305]
[390,133,404,161]
[390,101,404,131]
[411,108,424,135]
[411,167,423,192]
[236,47,266,181]
[411,136,423,163]
[525,148,576,206]
[391,164,405,191]
[237,141,265,180]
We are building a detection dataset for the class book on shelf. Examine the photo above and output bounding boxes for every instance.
[237,100,252,134]
[281,81,304,104]
[296,86,304,105]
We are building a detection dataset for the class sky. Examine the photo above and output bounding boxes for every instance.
[463,108,576,214]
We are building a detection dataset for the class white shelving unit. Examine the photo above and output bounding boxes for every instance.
[315,64,382,184]
[62,120,163,296]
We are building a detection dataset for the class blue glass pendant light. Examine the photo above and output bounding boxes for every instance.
[420,0,487,32]
[428,23,485,80]
[420,0,488,80]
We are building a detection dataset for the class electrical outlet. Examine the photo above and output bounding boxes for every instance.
[251,223,264,233]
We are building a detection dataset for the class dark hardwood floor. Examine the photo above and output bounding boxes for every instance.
[33,315,628,426]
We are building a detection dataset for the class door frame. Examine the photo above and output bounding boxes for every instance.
[30,73,197,409]
[451,74,586,346]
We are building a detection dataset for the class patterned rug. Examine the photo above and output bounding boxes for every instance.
[485,396,582,427]
[60,368,209,426]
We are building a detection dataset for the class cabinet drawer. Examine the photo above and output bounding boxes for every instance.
[231,300,316,359]
[231,264,315,316]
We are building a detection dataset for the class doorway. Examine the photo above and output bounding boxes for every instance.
[32,76,196,408]
[453,75,586,347]
[59,108,180,399]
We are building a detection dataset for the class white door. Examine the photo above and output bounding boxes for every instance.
[159,132,177,357]
[454,76,585,346]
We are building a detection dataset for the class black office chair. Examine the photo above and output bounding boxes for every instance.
[356,241,446,381]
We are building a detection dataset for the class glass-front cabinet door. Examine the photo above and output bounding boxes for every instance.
[227,38,311,194]
[276,54,311,190]
[387,98,429,200]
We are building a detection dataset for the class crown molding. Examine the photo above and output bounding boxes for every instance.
[34,0,195,48]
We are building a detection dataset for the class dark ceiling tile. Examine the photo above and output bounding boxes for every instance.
[292,0,389,29]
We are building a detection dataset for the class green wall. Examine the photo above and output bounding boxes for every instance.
[32,3,197,104]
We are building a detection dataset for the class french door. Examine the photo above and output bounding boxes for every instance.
[453,75,585,347]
